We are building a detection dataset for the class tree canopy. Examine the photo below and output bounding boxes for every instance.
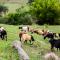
[30,0,60,24]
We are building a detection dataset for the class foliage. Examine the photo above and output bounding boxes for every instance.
[6,13,17,25]
[44,24,49,28]
[30,0,60,25]
[0,4,8,16]
[1,0,60,25]
[28,0,34,4]
[0,17,7,24]
[5,5,34,25]
[6,12,33,25]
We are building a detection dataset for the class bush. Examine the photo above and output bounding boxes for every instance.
[0,4,8,16]
[18,13,33,25]
[54,19,60,25]
[0,17,8,24]
[30,0,60,25]
[5,5,34,25]
[6,12,33,25]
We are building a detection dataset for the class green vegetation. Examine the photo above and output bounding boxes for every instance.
[0,0,60,25]
[30,0,60,25]
[6,6,33,25]
[0,4,8,16]
[0,0,60,60]
[0,24,60,60]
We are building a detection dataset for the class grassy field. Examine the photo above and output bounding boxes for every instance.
[0,24,60,60]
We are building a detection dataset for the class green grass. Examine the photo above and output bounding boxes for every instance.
[0,24,19,60]
[0,24,60,60]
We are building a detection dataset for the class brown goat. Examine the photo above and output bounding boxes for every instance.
[19,31,34,44]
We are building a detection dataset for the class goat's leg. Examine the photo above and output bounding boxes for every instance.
[20,36,21,41]
[24,40,27,43]
[59,48,60,51]
[29,40,31,44]
[2,35,4,40]
[5,35,7,41]
[51,45,54,51]
[57,48,59,51]
[1,35,3,40]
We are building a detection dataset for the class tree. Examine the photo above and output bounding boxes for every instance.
[30,0,60,25]
[6,6,33,25]
[28,0,34,3]
[0,5,8,16]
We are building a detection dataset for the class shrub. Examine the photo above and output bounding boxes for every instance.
[0,17,8,24]
[5,5,34,25]
[30,0,60,25]
[0,4,8,16]
[6,12,33,25]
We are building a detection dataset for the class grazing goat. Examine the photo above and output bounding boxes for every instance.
[49,38,60,51]
[44,33,54,39]
[0,29,7,41]
[19,32,35,44]
[30,29,44,35]
[19,26,29,32]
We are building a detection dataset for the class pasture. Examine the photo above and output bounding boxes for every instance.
[0,24,60,60]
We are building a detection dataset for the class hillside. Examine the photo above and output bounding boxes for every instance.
[0,0,28,3]
[0,0,28,13]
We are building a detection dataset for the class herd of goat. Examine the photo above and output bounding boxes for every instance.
[0,26,60,51]
[0,26,60,60]
[19,26,60,51]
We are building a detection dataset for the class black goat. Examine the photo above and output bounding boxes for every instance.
[44,33,55,39]
[0,30,7,41]
[49,39,60,51]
